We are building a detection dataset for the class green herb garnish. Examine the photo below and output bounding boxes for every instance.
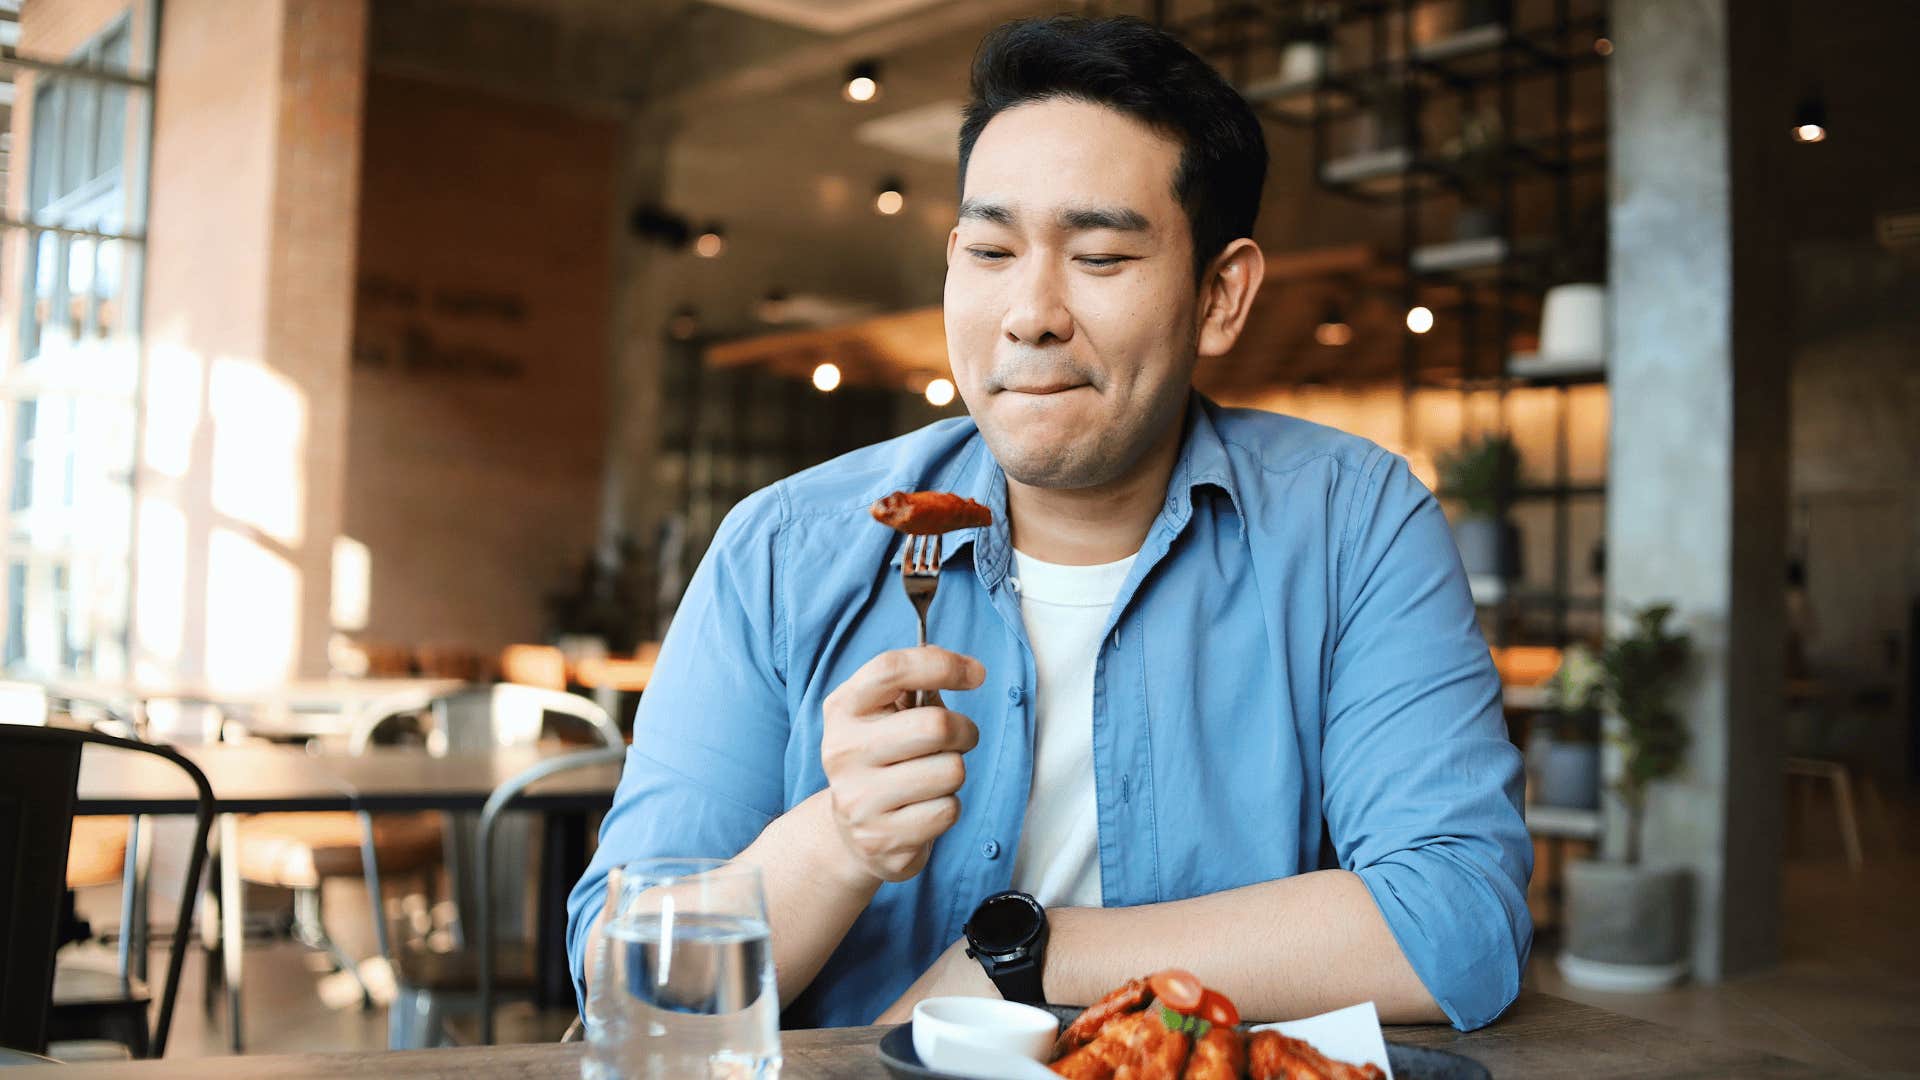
[1156,1004,1212,1039]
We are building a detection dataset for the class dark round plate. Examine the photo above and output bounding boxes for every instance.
[876,1004,1490,1080]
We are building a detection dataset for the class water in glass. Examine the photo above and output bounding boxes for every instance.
[584,859,781,1080]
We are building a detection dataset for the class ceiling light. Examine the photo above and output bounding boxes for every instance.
[812,362,842,392]
[1792,95,1827,143]
[924,377,956,407]
[875,177,906,216]
[845,61,880,103]
[693,225,726,258]
[1593,37,1613,57]
[1406,305,1435,334]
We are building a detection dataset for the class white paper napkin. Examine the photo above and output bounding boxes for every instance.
[1250,1001,1394,1080]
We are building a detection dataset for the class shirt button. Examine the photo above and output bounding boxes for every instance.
[981,840,1000,859]
[1007,685,1024,704]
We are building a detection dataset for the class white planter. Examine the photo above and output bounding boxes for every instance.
[1278,41,1328,85]
[1538,282,1607,366]
[1560,861,1692,992]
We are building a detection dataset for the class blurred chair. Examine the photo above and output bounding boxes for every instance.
[0,725,212,1059]
[500,645,568,692]
[387,687,618,1049]
[231,697,455,1009]
[476,746,627,1044]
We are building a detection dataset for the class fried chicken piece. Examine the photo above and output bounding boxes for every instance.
[1247,1030,1385,1080]
[869,491,993,534]
[1181,1025,1246,1080]
[1053,1010,1194,1080]
[1055,977,1153,1056]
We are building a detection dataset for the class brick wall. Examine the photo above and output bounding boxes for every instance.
[135,0,366,686]
[345,74,615,657]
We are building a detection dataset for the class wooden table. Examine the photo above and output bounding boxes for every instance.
[73,742,622,1052]
[4,991,1819,1077]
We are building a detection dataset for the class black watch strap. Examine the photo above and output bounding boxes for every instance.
[983,951,1046,1005]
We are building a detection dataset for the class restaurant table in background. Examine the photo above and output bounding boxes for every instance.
[50,677,471,742]
[0,992,1819,1076]
[74,742,622,1051]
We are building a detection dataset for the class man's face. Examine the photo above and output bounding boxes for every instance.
[944,98,1201,490]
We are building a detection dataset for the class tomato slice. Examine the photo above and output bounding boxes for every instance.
[1196,988,1240,1028]
[1147,968,1205,1014]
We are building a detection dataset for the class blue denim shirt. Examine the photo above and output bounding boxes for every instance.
[568,394,1531,1032]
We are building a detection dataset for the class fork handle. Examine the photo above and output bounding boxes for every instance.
[913,613,929,708]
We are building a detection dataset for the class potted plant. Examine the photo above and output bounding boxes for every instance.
[1277,2,1340,86]
[1437,435,1521,591]
[1532,644,1603,809]
[1442,106,1503,242]
[1560,603,1696,991]
[1460,0,1510,32]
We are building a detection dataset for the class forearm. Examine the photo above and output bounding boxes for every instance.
[1042,870,1444,1024]
[735,790,882,1007]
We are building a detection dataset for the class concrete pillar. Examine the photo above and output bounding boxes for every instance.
[1606,0,1791,979]
[136,0,366,690]
[597,118,678,561]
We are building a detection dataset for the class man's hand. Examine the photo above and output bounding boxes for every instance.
[874,938,999,1024]
[821,646,985,884]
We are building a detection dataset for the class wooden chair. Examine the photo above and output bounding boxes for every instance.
[231,698,454,1009]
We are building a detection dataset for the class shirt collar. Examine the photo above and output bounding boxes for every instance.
[885,392,1246,584]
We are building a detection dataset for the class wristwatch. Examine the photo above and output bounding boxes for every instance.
[963,890,1049,1005]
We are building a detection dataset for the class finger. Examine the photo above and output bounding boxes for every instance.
[870,752,968,812]
[889,689,944,713]
[835,647,985,715]
[882,795,964,849]
[866,707,979,766]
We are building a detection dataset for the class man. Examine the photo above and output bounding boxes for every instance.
[569,15,1530,1032]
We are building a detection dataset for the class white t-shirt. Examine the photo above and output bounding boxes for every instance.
[1007,548,1136,910]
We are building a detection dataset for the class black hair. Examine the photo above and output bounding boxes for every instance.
[957,15,1269,282]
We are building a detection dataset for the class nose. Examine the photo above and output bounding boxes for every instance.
[1001,256,1074,346]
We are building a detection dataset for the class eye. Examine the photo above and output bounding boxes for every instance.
[1076,255,1131,269]
[967,247,1010,263]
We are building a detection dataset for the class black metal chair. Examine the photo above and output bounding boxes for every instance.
[475,746,626,1045]
[0,725,213,1058]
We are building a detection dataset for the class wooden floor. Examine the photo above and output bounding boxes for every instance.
[74,782,1920,1075]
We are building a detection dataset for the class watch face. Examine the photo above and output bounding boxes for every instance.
[967,892,1041,953]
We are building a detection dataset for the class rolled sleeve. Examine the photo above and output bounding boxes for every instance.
[1323,452,1532,1031]
[566,488,792,1010]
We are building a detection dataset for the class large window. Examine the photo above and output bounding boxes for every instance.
[0,17,148,678]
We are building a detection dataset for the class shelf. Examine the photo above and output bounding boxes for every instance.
[1409,235,1553,276]
[1526,804,1603,840]
[1241,73,1364,127]
[1509,353,1605,381]
[1416,367,1608,392]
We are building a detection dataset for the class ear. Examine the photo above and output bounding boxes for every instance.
[1195,238,1266,359]
[945,227,962,267]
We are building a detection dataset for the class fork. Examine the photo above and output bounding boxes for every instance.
[900,532,943,707]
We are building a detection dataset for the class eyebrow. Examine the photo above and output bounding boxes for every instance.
[958,199,1150,234]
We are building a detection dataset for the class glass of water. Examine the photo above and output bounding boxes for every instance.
[583,858,781,1080]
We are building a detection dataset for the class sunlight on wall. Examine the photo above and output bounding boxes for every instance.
[132,495,187,683]
[209,359,307,546]
[142,342,204,480]
[332,534,370,632]
[203,526,300,691]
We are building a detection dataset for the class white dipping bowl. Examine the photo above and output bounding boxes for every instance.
[912,996,1060,1075]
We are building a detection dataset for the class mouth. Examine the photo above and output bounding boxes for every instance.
[997,382,1090,396]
